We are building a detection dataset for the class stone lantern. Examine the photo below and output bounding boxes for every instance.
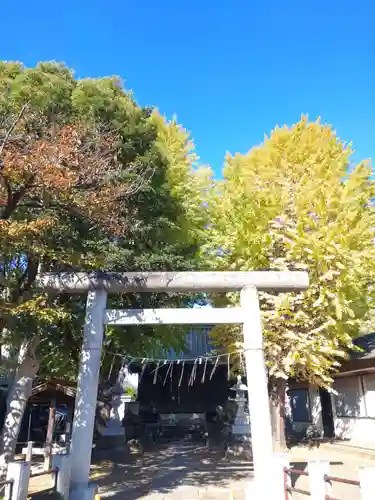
[104,365,139,439]
[230,375,251,437]
[226,375,252,461]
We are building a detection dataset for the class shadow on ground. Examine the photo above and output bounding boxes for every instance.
[91,441,254,499]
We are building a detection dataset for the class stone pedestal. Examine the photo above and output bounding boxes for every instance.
[94,392,135,452]
[227,376,252,461]
[104,394,130,437]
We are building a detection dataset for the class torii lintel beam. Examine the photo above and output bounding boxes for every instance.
[35,271,309,294]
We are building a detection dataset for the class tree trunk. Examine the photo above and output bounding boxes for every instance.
[269,377,287,451]
[1,339,18,389]
[44,397,56,471]
[0,337,40,475]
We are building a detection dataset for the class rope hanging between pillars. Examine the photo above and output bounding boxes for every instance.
[139,359,148,383]
[152,361,160,384]
[210,355,220,380]
[98,347,256,387]
[163,361,173,386]
[188,358,198,386]
[178,360,185,387]
[169,360,174,390]
[201,357,208,383]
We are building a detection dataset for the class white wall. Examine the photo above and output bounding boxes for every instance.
[332,372,375,443]
[333,413,375,442]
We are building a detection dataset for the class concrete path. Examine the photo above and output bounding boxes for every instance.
[93,442,253,499]
[91,441,375,499]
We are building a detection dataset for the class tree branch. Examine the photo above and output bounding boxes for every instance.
[1,174,36,220]
[18,254,39,298]
[0,103,29,158]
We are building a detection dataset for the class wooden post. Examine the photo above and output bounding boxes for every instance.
[65,404,74,451]
[26,407,32,443]
[25,441,33,463]
[240,286,274,496]
[281,455,291,500]
[44,397,56,471]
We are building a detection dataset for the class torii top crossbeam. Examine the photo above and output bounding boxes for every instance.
[35,271,309,294]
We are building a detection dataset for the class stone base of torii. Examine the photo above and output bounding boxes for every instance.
[35,271,308,500]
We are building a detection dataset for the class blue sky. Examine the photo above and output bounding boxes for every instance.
[2,0,374,176]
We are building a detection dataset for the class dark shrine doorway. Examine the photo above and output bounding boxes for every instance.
[319,388,335,439]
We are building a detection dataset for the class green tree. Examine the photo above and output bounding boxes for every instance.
[151,111,212,250]
[36,112,213,383]
[205,117,375,447]
[0,61,208,467]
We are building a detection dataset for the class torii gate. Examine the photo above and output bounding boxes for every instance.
[37,271,308,499]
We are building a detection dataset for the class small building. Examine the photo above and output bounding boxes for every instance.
[286,333,375,444]
[18,379,110,451]
[138,326,229,412]
[330,333,375,443]
[135,326,230,435]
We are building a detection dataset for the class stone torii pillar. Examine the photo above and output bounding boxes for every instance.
[36,271,308,500]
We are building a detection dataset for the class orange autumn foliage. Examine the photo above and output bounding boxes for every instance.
[0,121,128,243]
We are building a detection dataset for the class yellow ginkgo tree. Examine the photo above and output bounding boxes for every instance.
[205,117,375,446]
